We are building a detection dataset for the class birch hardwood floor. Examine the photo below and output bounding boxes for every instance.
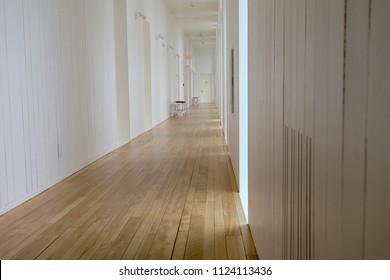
[0,103,258,260]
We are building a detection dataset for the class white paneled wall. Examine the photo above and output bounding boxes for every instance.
[194,48,214,74]
[216,0,247,207]
[126,0,189,139]
[0,0,118,214]
[215,0,228,138]
[364,0,390,259]
[248,0,390,259]
[225,0,240,192]
[194,48,215,105]
[0,0,192,215]
[114,0,130,144]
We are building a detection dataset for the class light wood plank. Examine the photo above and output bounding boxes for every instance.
[226,236,246,260]
[0,104,257,260]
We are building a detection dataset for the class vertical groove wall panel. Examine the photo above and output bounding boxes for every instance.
[283,0,291,129]
[69,0,81,171]
[308,137,313,259]
[78,0,89,167]
[296,0,306,256]
[342,0,369,260]
[304,1,315,139]
[266,0,277,259]
[106,0,118,151]
[44,1,60,183]
[290,126,292,260]
[30,0,39,185]
[258,0,268,258]
[296,0,306,134]
[283,0,292,259]
[247,0,261,258]
[0,87,4,208]
[56,0,66,176]
[300,134,305,260]
[12,0,28,200]
[0,0,190,215]
[292,131,296,259]
[0,0,118,215]
[249,0,390,260]
[3,0,18,204]
[128,15,146,139]
[46,0,58,182]
[47,0,58,178]
[303,1,315,259]
[21,0,34,195]
[305,135,310,259]
[365,0,390,259]
[265,0,274,259]
[273,0,284,260]
[248,0,390,260]
[114,0,130,144]
[0,106,4,208]
[60,0,73,175]
[282,126,313,259]
[325,0,344,259]
[312,0,329,260]
[0,0,7,208]
[282,126,287,259]
[296,3,306,258]
[89,2,98,156]
[34,0,49,188]
[28,1,40,192]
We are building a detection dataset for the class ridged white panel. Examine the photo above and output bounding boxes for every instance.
[365,0,390,259]
[126,0,189,140]
[248,0,390,259]
[0,0,118,215]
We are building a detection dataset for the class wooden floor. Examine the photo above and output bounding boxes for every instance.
[0,103,257,260]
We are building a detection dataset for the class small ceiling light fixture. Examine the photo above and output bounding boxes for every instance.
[190,2,195,8]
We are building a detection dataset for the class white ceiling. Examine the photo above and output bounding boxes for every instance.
[164,0,218,49]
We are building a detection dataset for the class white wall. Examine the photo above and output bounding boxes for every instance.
[216,0,228,138]
[225,0,240,198]
[0,0,192,215]
[215,0,241,205]
[248,0,390,260]
[194,48,215,102]
[238,0,249,219]
[127,0,189,138]
[183,39,195,105]
[194,48,214,73]
[0,0,118,215]
[115,0,130,144]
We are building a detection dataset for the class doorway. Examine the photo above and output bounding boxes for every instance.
[199,74,213,103]
[184,66,191,105]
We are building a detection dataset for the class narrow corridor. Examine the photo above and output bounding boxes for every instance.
[0,104,257,260]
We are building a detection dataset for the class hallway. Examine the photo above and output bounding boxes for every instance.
[0,104,257,260]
